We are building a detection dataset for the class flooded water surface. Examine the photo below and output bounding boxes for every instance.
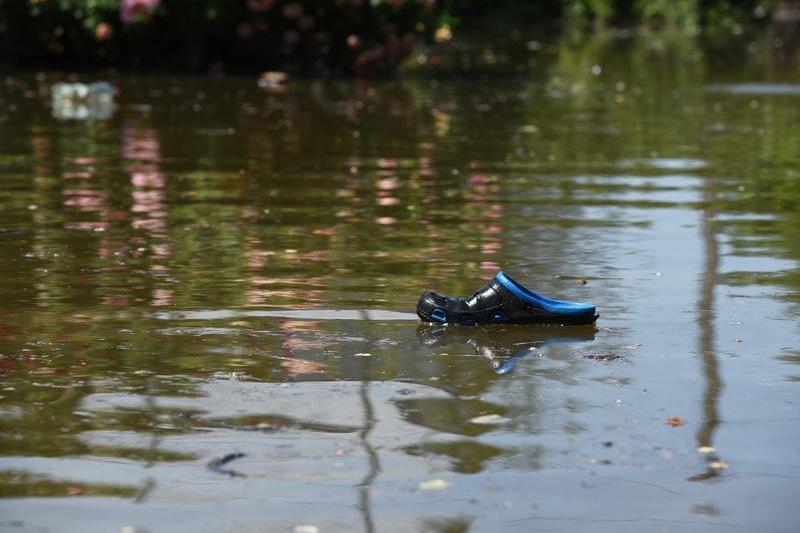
[0,34,799,532]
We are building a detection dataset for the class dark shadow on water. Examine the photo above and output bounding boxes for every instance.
[403,439,503,474]
[416,324,596,375]
[358,308,378,533]
[393,396,510,437]
[418,516,473,533]
[689,162,726,483]
[358,380,379,533]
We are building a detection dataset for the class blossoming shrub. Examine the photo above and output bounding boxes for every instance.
[0,0,771,74]
[0,0,444,75]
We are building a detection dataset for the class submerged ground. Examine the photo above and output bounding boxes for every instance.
[0,32,799,532]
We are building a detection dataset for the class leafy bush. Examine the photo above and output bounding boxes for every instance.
[0,0,445,75]
[0,0,775,74]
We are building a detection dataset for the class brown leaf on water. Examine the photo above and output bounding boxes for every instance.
[666,416,685,427]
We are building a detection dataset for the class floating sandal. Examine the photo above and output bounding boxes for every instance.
[416,271,598,326]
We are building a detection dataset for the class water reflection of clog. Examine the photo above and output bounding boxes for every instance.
[417,271,598,326]
[417,323,596,375]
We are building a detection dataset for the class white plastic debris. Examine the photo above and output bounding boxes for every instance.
[419,479,449,490]
[468,414,510,425]
[293,526,319,533]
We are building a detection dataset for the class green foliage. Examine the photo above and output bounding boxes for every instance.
[560,0,770,29]
[701,0,766,32]
[637,0,700,32]
[562,0,616,25]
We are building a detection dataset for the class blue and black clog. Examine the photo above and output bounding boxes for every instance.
[416,271,598,326]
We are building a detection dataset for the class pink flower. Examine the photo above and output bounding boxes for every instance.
[120,0,160,25]
[95,22,113,41]
[347,34,361,50]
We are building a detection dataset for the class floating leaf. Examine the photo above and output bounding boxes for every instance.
[666,416,685,427]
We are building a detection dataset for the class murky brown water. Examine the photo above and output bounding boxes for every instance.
[0,32,799,532]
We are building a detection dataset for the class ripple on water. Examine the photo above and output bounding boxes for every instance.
[151,309,419,321]
[705,83,800,95]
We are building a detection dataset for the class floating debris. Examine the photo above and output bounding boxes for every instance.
[468,414,510,425]
[709,460,729,470]
[666,416,685,427]
[419,478,449,490]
